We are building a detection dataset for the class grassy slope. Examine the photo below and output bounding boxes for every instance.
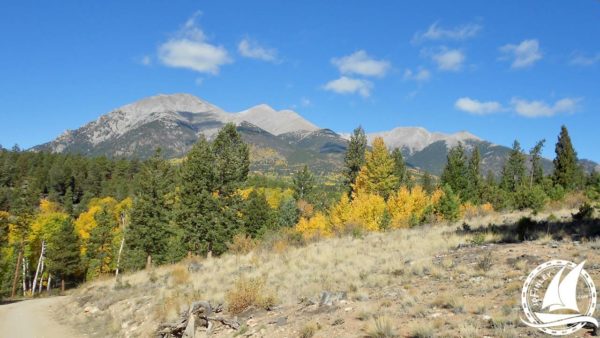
[61,207,600,338]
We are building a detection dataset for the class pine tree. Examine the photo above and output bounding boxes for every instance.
[553,126,582,190]
[440,144,468,200]
[434,185,461,221]
[352,137,398,199]
[293,165,316,202]
[126,150,174,270]
[529,140,545,186]
[176,136,222,256]
[243,190,275,238]
[85,206,115,279]
[212,123,250,197]
[500,140,526,192]
[343,126,367,195]
[45,218,81,291]
[421,172,435,194]
[391,148,407,188]
[465,147,482,203]
[277,196,299,228]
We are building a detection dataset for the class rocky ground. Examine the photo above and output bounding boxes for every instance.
[60,208,600,338]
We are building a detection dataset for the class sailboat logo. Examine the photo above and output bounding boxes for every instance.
[521,260,598,335]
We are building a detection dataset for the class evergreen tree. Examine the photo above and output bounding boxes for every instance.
[391,148,407,188]
[420,172,435,194]
[176,136,222,256]
[343,126,367,195]
[243,190,275,238]
[440,144,468,200]
[553,125,582,190]
[212,123,250,197]
[86,206,115,279]
[45,218,81,291]
[126,150,174,270]
[293,165,316,202]
[500,140,526,192]
[277,196,299,228]
[529,140,545,186]
[434,185,461,221]
[352,137,398,199]
[465,147,482,202]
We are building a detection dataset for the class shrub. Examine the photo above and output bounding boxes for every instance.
[225,277,277,314]
[573,202,595,221]
[477,251,493,272]
[514,185,547,212]
[170,266,190,285]
[227,233,257,255]
[516,217,537,241]
[365,316,397,338]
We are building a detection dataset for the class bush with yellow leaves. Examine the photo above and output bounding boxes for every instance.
[295,212,331,240]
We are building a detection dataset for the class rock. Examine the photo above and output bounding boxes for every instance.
[84,306,99,314]
[344,307,353,312]
[187,262,203,273]
[319,291,347,307]
[550,241,559,248]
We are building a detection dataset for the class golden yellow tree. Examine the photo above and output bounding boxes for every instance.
[352,137,398,199]
[295,212,331,240]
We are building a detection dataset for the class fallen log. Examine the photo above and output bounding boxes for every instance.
[157,300,240,338]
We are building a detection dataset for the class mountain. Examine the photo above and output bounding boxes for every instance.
[34,93,597,176]
[34,93,346,174]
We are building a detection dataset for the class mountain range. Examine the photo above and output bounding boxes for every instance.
[33,93,598,176]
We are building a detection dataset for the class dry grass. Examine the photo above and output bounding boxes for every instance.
[225,276,277,314]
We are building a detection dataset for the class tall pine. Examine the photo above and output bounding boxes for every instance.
[343,126,367,195]
[553,126,582,190]
[500,140,526,192]
[440,143,468,200]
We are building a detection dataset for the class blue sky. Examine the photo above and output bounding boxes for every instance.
[0,1,598,161]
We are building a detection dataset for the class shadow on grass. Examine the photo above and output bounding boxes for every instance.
[0,298,25,306]
[457,213,600,243]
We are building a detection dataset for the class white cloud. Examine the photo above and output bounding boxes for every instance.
[332,50,390,77]
[499,39,542,69]
[431,48,465,71]
[323,76,373,97]
[455,97,504,115]
[570,52,600,66]
[511,97,580,117]
[238,38,278,62]
[158,14,231,74]
[403,67,431,83]
[413,21,482,42]
[300,97,311,107]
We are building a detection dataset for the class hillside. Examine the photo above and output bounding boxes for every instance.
[33,93,596,176]
[58,207,599,338]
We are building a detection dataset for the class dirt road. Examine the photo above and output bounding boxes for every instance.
[0,296,80,338]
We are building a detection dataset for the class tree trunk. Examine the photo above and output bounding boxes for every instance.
[115,237,125,278]
[146,255,152,270]
[47,274,51,294]
[32,240,46,296]
[11,249,23,298]
[61,279,65,292]
[38,257,45,294]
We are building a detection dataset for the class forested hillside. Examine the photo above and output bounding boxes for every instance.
[0,123,598,300]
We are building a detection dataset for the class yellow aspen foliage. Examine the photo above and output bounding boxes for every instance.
[329,194,352,232]
[39,199,61,213]
[239,187,293,209]
[329,193,386,233]
[351,137,398,199]
[295,212,331,240]
[387,185,432,228]
[296,199,314,218]
[74,197,120,254]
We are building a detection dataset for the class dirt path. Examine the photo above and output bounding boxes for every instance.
[0,296,81,338]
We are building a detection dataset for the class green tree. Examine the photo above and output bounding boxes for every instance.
[343,126,367,195]
[293,165,316,202]
[45,218,81,291]
[420,172,435,194]
[126,150,174,270]
[440,144,468,200]
[434,185,461,221]
[85,206,115,279]
[391,148,407,188]
[529,140,545,187]
[277,196,299,228]
[500,140,526,192]
[553,125,583,190]
[243,190,275,238]
[465,147,482,203]
[212,123,250,197]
